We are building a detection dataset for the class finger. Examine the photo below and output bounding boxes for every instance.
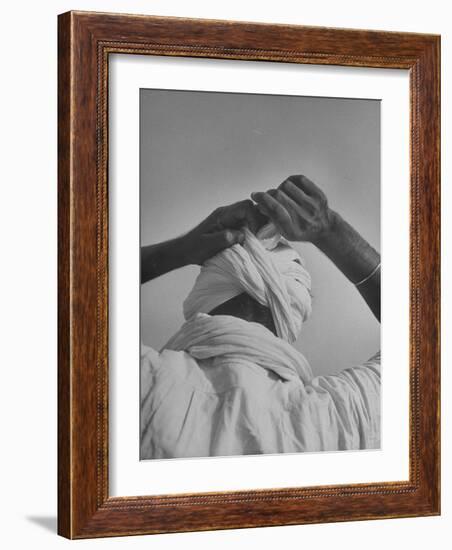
[267,189,314,231]
[267,188,302,218]
[287,174,324,199]
[204,229,244,256]
[236,199,267,233]
[255,202,271,218]
[279,179,316,213]
[251,192,293,235]
[251,198,272,220]
[215,199,266,234]
[248,206,269,233]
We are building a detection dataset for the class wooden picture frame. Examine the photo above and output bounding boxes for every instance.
[58,10,440,538]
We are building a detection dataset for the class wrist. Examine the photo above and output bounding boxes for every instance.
[312,209,342,250]
[171,234,193,267]
[141,236,190,283]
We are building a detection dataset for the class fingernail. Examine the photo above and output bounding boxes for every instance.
[251,192,258,200]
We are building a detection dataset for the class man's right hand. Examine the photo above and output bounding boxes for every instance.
[141,199,267,283]
[182,199,268,266]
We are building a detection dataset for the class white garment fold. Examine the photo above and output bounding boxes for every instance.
[141,314,380,459]
[164,313,313,383]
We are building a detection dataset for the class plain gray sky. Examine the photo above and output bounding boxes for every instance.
[140,89,380,376]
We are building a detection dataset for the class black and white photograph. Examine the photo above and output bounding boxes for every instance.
[1,0,444,545]
[140,89,381,460]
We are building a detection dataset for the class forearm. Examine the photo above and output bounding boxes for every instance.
[314,210,381,321]
[141,199,264,284]
[141,237,188,283]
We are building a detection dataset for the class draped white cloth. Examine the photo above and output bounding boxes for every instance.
[140,223,380,459]
[184,225,312,343]
[140,314,380,459]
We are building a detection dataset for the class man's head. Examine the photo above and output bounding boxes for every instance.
[183,224,312,343]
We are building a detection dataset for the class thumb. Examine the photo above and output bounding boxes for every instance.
[204,229,245,257]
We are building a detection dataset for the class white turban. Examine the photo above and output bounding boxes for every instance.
[183,224,312,343]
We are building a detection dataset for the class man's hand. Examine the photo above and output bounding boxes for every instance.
[141,199,267,283]
[180,199,267,266]
[252,174,381,321]
[251,175,334,244]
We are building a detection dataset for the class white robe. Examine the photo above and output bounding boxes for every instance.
[140,314,380,459]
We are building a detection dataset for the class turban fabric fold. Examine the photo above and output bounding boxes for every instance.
[183,223,312,343]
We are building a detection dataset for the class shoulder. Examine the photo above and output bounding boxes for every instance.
[141,344,193,370]
[307,350,381,397]
[141,344,202,376]
[141,343,159,364]
[358,350,381,375]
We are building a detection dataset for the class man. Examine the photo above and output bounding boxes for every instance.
[140,175,380,459]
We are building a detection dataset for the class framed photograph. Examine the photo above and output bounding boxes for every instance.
[58,11,440,538]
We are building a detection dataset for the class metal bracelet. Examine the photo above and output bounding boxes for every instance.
[354,262,381,287]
